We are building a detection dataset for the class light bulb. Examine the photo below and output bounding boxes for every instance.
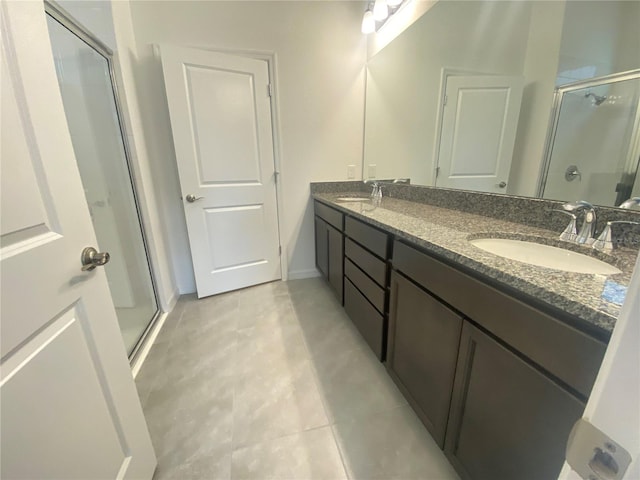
[373,0,389,21]
[387,0,403,7]
[361,9,375,34]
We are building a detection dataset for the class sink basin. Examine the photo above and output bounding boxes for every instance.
[336,196,371,202]
[469,238,621,275]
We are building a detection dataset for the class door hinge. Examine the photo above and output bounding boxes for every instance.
[267,84,273,97]
[435,166,440,178]
[443,94,448,106]
[279,246,282,256]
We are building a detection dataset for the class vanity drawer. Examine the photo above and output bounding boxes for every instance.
[344,278,385,359]
[345,216,388,259]
[345,259,385,313]
[345,238,387,287]
[314,201,343,231]
[392,240,606,398]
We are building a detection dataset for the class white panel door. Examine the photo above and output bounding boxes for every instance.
[0,2,155,479]
[436,75,524,193]
[160,46,281,298]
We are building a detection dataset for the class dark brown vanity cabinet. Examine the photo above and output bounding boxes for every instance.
[314,202,344,303]
[387,271,462,447]
[343,217,390,360]
[445,322,585,480]
[390,240,607,480]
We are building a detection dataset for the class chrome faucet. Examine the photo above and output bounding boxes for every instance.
[593,220,640,252]
[619,197,640,210]
[364,179,379,198]
[551,210,577,242]
[562,201,596,244]
[363,179,382,203]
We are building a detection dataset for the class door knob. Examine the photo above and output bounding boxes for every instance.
[81,247,110,271]
[185,194,204,203]
[497,181,507,189]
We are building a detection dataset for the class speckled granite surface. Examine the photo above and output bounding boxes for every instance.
[313,193,640,340]
[311,182,640,248]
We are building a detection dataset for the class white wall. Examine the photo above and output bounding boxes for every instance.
[124,0,366,288]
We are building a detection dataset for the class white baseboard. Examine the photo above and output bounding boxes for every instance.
[164,287,180,312]
[287,268,321,280]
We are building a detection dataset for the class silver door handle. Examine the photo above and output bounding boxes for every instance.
[497,181,507,189]
[185,194,204,203]
[81,247,110,271]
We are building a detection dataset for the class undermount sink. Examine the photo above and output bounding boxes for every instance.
[469,238,621,275]
[336,196,371,202]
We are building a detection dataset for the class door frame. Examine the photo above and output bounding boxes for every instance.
[156,45,288,281]
[45,1,162,362]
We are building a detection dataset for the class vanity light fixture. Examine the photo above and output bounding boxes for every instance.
[361,5,376,34]
[373,0,389,21]
[361,0,407,34]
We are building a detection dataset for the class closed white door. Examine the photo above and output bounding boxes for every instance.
[436,75,523,193]
[161,46,282,298]
[0,2,155,479]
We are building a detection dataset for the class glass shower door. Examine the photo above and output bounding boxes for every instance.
[46,12,158,357]
[540,72,640,207]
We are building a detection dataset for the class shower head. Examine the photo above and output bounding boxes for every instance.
[585,92,607,106]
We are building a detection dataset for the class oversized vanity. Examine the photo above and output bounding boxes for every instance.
[311,182,639,480]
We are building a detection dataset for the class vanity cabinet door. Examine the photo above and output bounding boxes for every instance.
[445,322,585,480]
[327,224,344,304]
[314,215,343,303]
[315,216,329,278]
[386,271,463,448]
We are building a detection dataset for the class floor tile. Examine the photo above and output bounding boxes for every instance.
[153,330,238,393]
[230,427,347,480]
[232,363,329,447]
[144,373,234,457]
[311,342,406,424]
[235,319,309,380]
[332,404,459,480]
[237,297,298,331]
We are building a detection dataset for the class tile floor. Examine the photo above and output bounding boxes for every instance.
[135,278,459,480]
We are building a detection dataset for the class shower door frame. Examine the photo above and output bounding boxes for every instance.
[45,1,161,363]
[537,69,640,203]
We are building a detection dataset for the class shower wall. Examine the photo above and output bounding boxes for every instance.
[542,78,640,206]
[556,1,640,85]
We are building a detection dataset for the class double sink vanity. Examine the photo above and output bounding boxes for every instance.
[311,181,639,480]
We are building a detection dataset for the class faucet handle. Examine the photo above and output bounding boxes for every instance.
[552,209,577,242]
[619,197,640,210]
[562,200,594,212]
[593,221,640,251]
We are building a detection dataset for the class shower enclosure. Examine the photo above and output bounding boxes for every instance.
[45,4,159,359]
[538,70,640,207]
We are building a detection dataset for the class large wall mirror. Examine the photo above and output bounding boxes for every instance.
[363,0,640,207]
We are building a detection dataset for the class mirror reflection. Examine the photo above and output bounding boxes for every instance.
[363,0,640,207]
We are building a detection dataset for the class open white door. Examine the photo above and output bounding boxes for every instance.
[436,75,523,193]
[559,252,640,480]
[0,2,155,478]
[160,46,282,298]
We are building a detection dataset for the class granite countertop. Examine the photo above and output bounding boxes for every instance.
[314,193,638,340]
